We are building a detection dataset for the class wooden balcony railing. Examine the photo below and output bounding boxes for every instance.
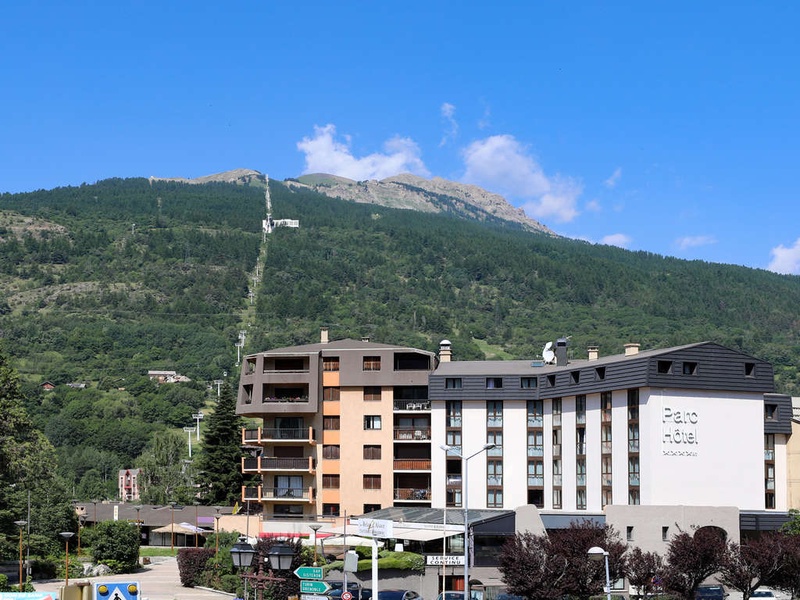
[393,427,431,441]
[393,459,432,470]
[394,487,431,501]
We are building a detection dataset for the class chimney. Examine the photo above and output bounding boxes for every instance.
[361,336,370,343]
[624,343,640,356]
[439,339,452,363]
[320,327,329,344]
[588,346,599,361]
[555,337,568,366]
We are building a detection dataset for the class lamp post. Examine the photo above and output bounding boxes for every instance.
[60,532,75,587]
[214,506,222,556]
[14,520,26,592]
[231,538,256,600]
[77,515,86,556]
[134,505,142,540]
[233,542,293,600]
[309,524,322,566]
[588,546,612,600]
[169,501,177,553]
[441,443,495,600]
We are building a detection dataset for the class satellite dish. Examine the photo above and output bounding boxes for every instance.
[542,341,555,364]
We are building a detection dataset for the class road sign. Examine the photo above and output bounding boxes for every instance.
[94,582,141,600]
[342,592,353,600]
[302,595,329,600]
[300,581,331,594]
[295,566,324,580]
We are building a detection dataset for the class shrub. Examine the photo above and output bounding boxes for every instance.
[87,520,140,573]
[177,547,215,587]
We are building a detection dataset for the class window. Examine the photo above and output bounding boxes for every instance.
[552,398,562,426]
[274,504,304,517]
[745,362,756,377]
[547,374,556,387]
[363,356,381,371]
[576,458,586,486]
[553,488,562,509]
[364,415,382,430]
[627,389,639,420]
[628,489,640,505]
[446,378,463,389]
[487,431,503,453]
[487,401,503,427]
[662,526,669,541]
[446,401,462,427]
[245,357,256,374]
[601,391,612,422]
[602,489,613,507]
[322,445,340,459]
[765,404,778,420]
[629,456,640,486]
[576,395,586,424]
[486,377,503,389]
[765,434,775,460]
[682,361,698,375]
[657,360,672,374]
[487,489,503,508]
[553,459,562,486]
[487,460,503,486]
[323,356,340,372]
[446,430,462,447]
[323,387,340,401]
[528,460,544,486]
[570,371,580,384]
[576,427,586,455]
[322,474,340,489]
[528,400,543,426]
[626,526,634,541]
[322,503,340,517]
[552,429,562,457]
[363,444,381,460]
[521,377,537,389]
[364,386,381,401]
[576,489,587,510]
[363,474,381,490]
[595,366,606,381]
[528,430,544,457]
[602,456,613,486]
[364,504,381,513]
[323,416,340,431]
[602,424,613,453]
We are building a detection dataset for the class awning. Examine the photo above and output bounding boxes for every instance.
[151,522,211,535]
[320,525,460,543]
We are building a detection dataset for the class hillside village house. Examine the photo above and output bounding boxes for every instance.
[236,330,793,597]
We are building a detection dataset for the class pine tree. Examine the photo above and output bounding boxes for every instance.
[195,381,245,505]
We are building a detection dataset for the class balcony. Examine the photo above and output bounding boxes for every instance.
[394,459,432,471]
[394,427,431,441]
[395,487,431,501]
[242,456,315,474]
[242,427,315,445]
[394,399,431,411]
[527,475,544,486]
[242,486,315,503]
[446,474,462,487]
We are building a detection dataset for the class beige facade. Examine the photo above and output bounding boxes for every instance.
[787,398,800,508]
[237,332,436,520]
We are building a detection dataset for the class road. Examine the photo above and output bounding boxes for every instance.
[31,556,235,600]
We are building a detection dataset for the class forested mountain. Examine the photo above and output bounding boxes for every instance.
[1,175,799,499]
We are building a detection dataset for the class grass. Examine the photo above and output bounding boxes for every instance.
[140,547,178,557]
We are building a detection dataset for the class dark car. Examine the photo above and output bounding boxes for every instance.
[376,590,422,600]
[695,586,727,600]
[326,582,372,600]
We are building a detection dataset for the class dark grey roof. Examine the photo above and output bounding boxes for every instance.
[253,338,436,357]
[539,513,606,529]
[354,506,512,527]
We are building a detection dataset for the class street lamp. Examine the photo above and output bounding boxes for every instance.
[588,546,612,600]
[441,443,495,600]
[77,515,86,556]
[234,542,293,600]
[214,506,222,555]
[14,520,26,592]
[231,538,257,600]
[59,532,75,587]
[309,524,322,566]
[169,501,177,553]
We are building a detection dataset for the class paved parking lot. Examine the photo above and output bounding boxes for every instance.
[31,557,235,600]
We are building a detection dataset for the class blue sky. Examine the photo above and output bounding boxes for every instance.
[2,1,800,273]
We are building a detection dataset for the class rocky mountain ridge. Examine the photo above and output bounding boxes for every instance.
[151,169,554,234]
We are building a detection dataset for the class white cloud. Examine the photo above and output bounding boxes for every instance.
[439,102,458,147]
[768,238,800,274]
[297,124,430,180]
[600,233,632,248]
[604,167,622,188]
[675,235,716,250]
[585,199,601,212]
[461,134,581,223]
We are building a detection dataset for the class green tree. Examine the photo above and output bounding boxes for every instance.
[86,519,140,573]
[137,431,193,504]
[195,381,245,505]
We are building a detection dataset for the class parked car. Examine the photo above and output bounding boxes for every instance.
[436,592,465,600]
[695,585,728,600]
[326,582,372,600]
[376,590,422,600]
[752,591,776,599]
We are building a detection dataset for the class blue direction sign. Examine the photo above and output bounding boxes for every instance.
[295,566,324,580]
[300,581,331,594]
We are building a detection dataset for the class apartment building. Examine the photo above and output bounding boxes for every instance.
[236,328,436,520]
